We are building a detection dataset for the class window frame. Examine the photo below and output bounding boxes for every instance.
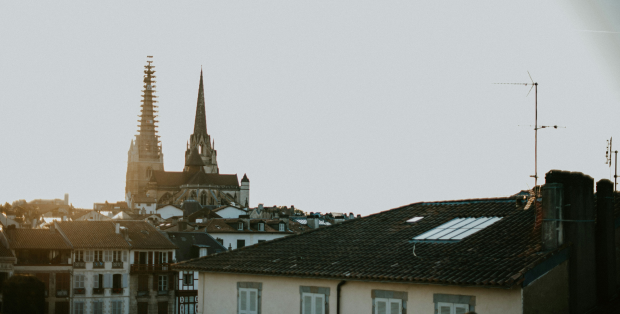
[299,286,330,314]
[433,294,475,314]
[93,300,104,314]
[371,290,408,314]
[111,300,123,314]
[258,223,264,231]
[237,282,262,314]
[183,273,194,286]
[74,274,85,288]
[279,223,285,232]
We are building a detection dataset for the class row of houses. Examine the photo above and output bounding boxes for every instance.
[174,170,620,314]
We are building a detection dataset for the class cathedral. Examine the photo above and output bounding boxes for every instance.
[125,58,250,209]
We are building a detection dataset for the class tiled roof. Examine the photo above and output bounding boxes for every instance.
[196,218,305,234]
[175,196,560,288]
[57,221,131,249]
[117,221,177,249]
[6,228,71,250]
[163,232,227,262]
[150,170,239,188]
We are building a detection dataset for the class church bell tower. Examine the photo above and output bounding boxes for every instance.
[185,69,219,173]
[125,57,165,199]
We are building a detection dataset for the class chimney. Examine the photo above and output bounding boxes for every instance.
[62,216,67,222]
[31,218,37,229]
[595,179,616,303]
[357,214,361,219]
[115,223,120,234]
[258,204,264,210]
[120,227,129,241]
[280,215,289,225]
[307,214,319,229]
[545,170,596,313]
[64,193,69,206]
[178,219,187,232]
[349,213,354,219]
[541,183,563,250]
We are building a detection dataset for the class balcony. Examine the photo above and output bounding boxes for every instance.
[56,290,68,297]
[73,288,85,295]
[112,287,123,294]
[93,261,105,269]
[130,263,170,273]
[157,290,169,296]
[112,261,123,269]
[137,290,149,297]
[73,261,85,269]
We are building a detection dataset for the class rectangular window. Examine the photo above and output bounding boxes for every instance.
[104,251,113,262]
[302,293,325,314]
[179,296,197,314]
[113,274,122,288]
[238,222,243,230]
[74,274,85,288]
[56,273,69,294]
[75,250,83,262]
[433,293,475,314]
[413,217,502,242]
[239,288,259,314]
[158,275,168,291]
[159,252,168,264]
[258,223,264,231]
[111,300,123,314]
[183,272,194,286]
[374,298,402,314]
[93,301,103,314]
[199,248,207,257]
[113,251,125,262]
[138,275,149,292]
[94,250,103,261]
[237,239,246,249]
[85,250,94,262]
[279,223,285,232]
[73,301,84,314]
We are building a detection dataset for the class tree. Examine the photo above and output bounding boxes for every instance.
[1,275,45,314]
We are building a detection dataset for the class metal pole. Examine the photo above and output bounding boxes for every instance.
[615,150,618,192]
[534,83,538,188]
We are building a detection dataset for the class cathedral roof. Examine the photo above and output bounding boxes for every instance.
[241,173,249,183]
[150,171,239,187]
[193,69,208,137]
[186,146,205,167]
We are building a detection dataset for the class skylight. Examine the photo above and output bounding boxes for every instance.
[411,217,502,243]
[406,217,424,223]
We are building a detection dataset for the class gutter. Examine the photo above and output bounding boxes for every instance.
[337,280,347,314]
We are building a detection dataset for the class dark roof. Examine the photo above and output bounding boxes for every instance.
[187,208,222,221]
[150,171,239,187]
[116,221,177,249]
[175,195,560,288]
[57,221,131,249]
[7,228,71,250]
[195,218,305,234]
[186,147,205,167]
[163,232,226,262]
[182,200,204,217]
[241,174,249,183]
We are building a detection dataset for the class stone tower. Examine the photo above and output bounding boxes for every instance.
[185,70,219,173]
[125,57,165,199]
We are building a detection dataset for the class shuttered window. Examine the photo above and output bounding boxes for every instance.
[104,251,113,262]
[74,274,85,288]
[374,298,402,314]
[239,288,258,314]
[437,302,469,314]
[301,293,325,314]
[85,250,94,262]
[111,300,123,314]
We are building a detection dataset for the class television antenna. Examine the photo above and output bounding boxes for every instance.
[495,72,563,188]
[606,137,617,191]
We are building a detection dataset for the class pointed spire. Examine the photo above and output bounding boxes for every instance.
[193,69,208,137]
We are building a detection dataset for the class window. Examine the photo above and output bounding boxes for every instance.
[93,301,103,314]
[179,296,197,314]
[113,274,122,288]
[258,223,264,231]
[433,293,475,314]
[199,248,207,257]
[412,217,502,243]
[372,290,407,314]
[138,275,149,292]
[238,222,244,230]
[237,239,246,249]
[113,251,127,262]
[74,274,85,288]
[56,273,69,296]
[112,300,123,314]
[158,275,168,291]
[94,250,103,261]
[159,252,168,264]
[85,250,94,262]
[183,272,194,286]
[73,301,84,314]
[93,274,103,294]
[104,251,113,262]
[279,223,285,232]
[239,288,259,314]
[300,286,330,314]
[200,193,207,206]
[75,250,84,262]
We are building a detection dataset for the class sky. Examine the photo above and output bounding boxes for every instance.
[1,1,620,215]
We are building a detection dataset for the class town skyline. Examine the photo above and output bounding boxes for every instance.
[2,1,620,214]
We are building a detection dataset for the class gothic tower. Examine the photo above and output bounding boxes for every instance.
[185,70,219,173]
[125,57,165,199]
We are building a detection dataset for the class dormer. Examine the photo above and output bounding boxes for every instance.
[279,222,286,232]
[237,222,243,231]
[258,222,265,231]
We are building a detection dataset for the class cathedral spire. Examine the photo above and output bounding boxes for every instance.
[193,69,208,137]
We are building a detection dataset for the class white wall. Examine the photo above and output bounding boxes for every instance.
[214,206,247,219]
[157,205,183,219]
[197,273,523,314]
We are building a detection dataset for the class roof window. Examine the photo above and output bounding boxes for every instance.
[279,222,285,232]
[237,222,243,231]
[406,217,423,223]
[412,217,502,243]
[258,222,265,231]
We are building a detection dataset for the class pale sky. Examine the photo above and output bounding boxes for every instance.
[1,1,619,215]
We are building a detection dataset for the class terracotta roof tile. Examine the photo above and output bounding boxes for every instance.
[7,228,71,250]
[57,221,131,249]
[117,221,177,249]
